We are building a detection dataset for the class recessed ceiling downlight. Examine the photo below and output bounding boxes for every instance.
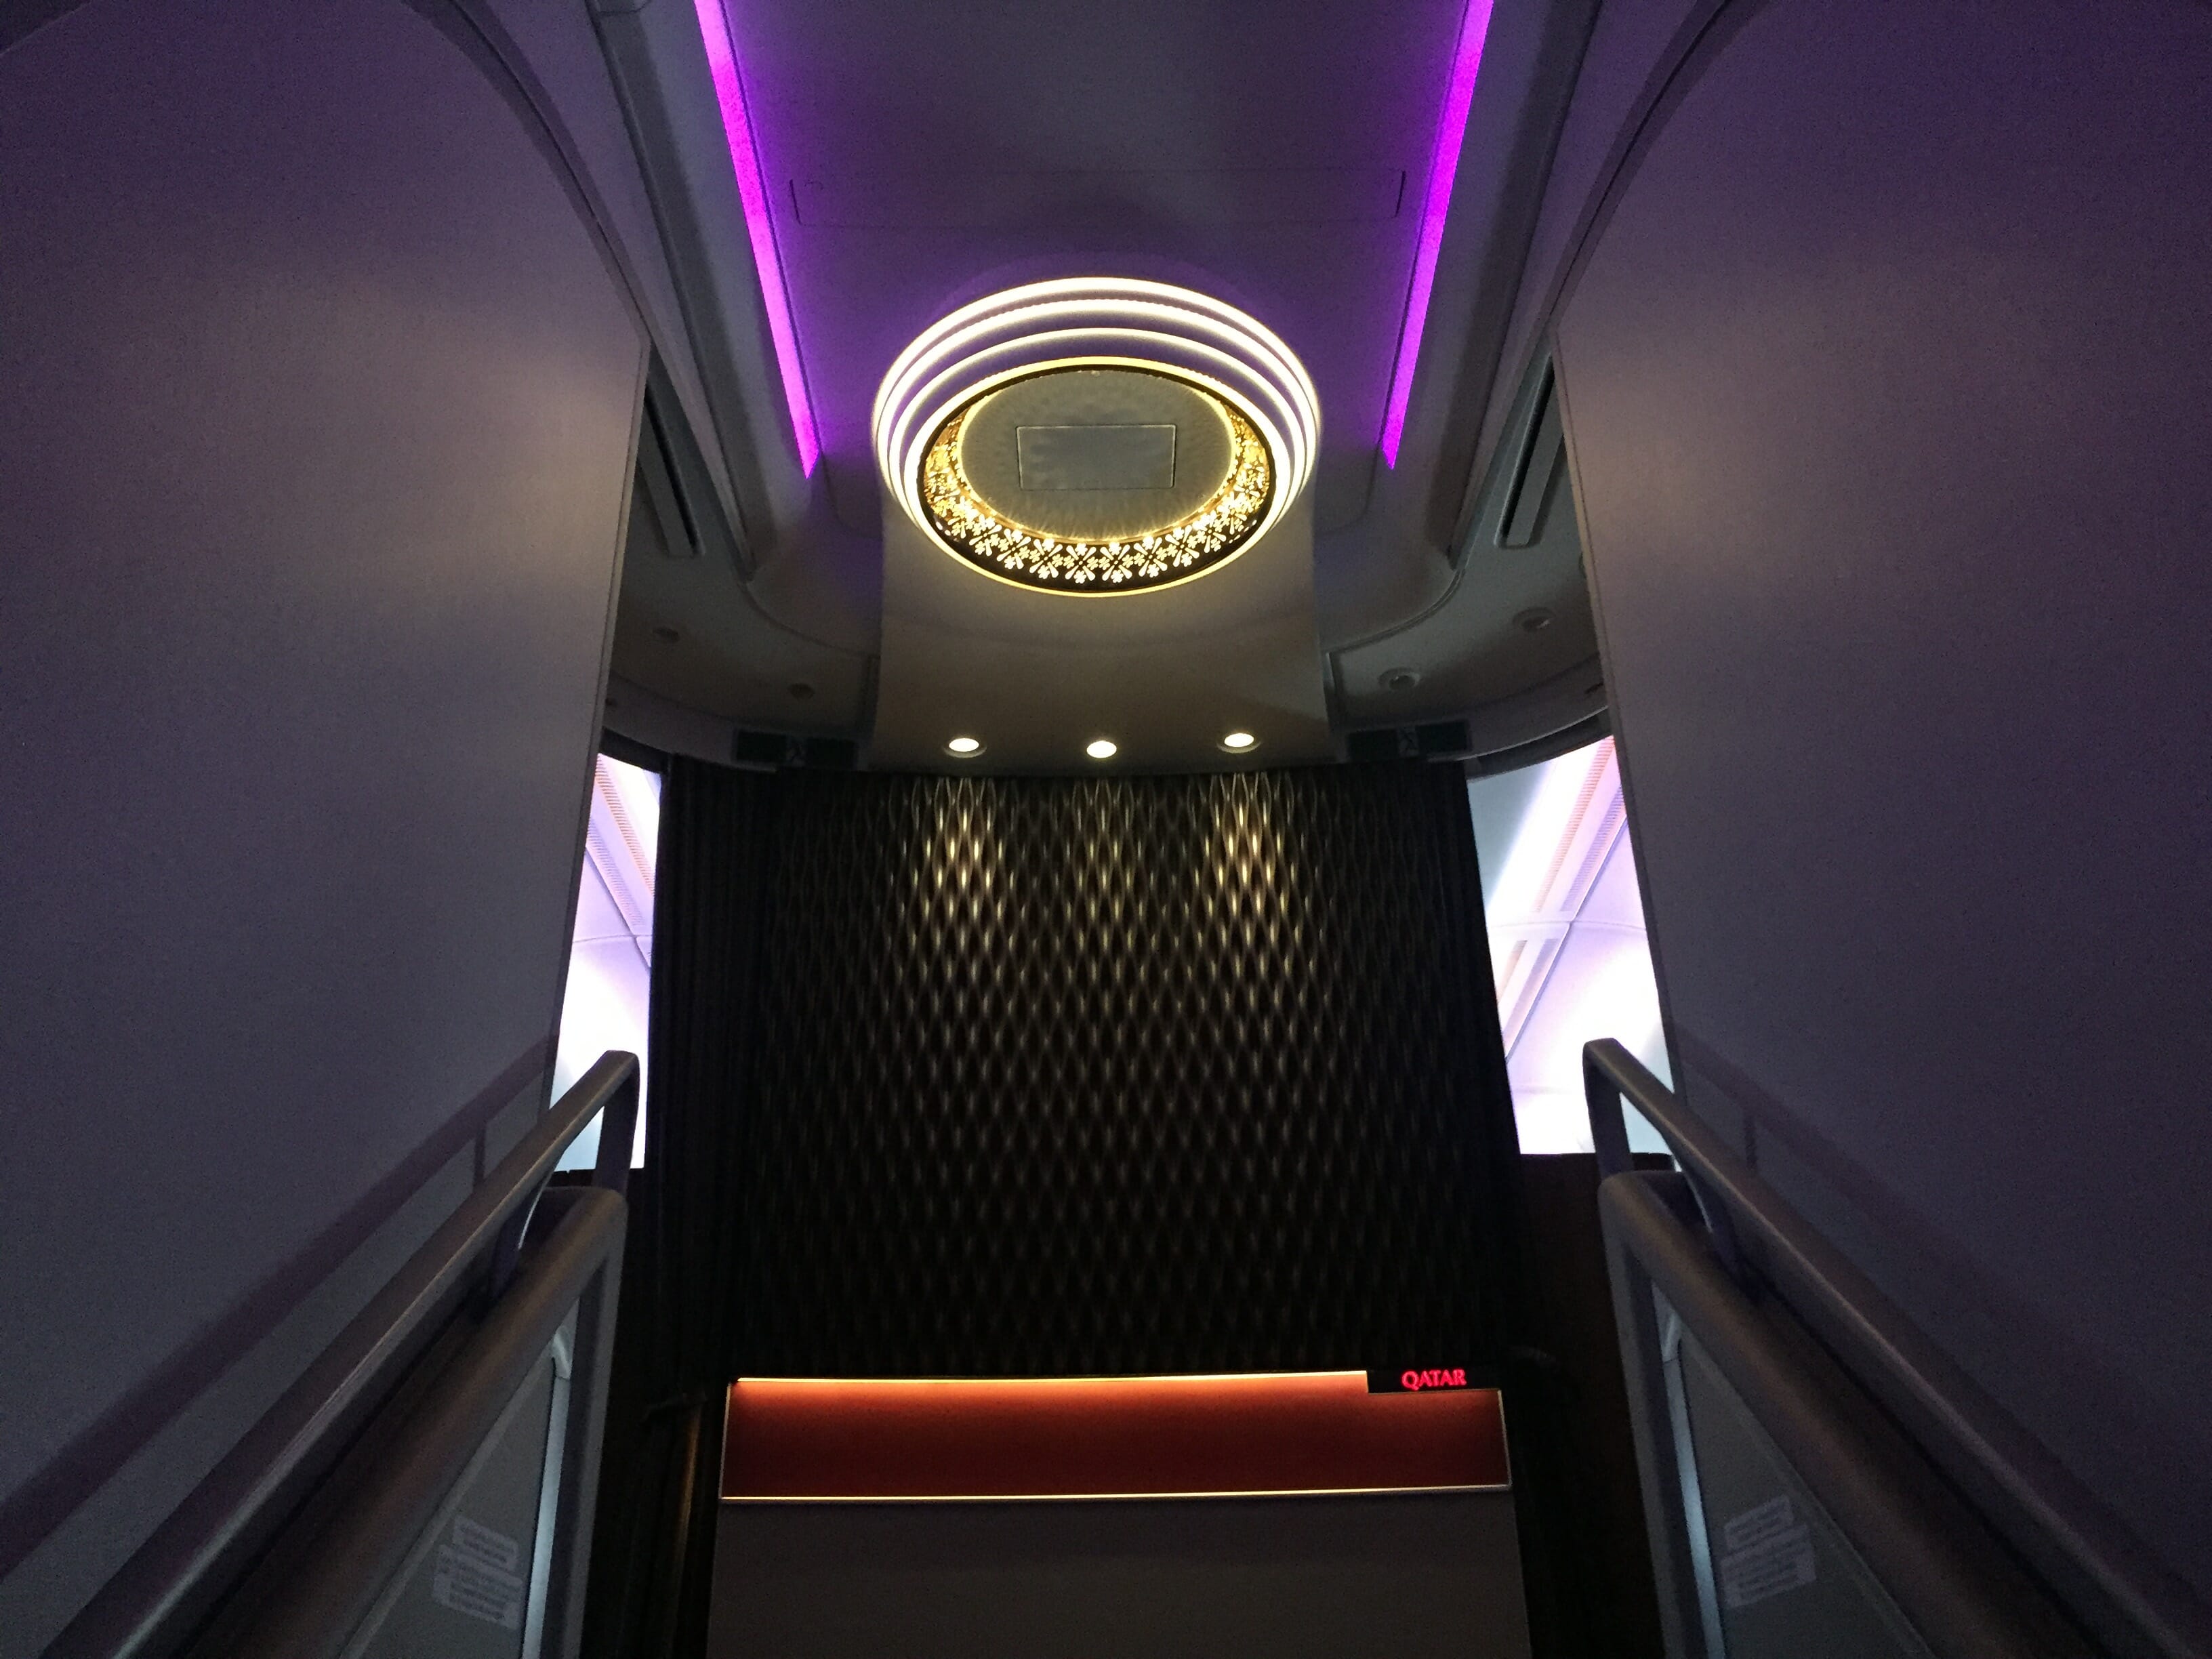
[1221,731,1258,752]
[874,279,1320,596]
[945,735,984,756]
[1085,738,1120,760]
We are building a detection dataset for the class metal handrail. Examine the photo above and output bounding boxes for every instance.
[56,1052,641,1659]
[1603,1171,2078,1658]
[215,1183,626,1656]
[1583,1038,2211,1659]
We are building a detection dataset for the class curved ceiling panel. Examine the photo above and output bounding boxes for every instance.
[592,0,1618,769]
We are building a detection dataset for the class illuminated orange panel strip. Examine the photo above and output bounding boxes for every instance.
[724,1373,1509,1500]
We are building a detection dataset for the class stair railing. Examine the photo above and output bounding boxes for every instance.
[1584,1039,2208,1659]
[55,1051,640,1659]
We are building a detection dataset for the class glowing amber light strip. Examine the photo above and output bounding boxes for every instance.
[723,1373,1510,1500]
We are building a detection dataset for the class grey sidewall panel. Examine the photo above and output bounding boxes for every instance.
[0,1,645,1648]
[1553,0,2212,1612]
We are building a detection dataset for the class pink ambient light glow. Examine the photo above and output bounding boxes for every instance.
[693,0,819,475]
[1380,0,1496,468]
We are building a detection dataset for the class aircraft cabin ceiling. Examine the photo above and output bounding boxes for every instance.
[596,0,1606,773]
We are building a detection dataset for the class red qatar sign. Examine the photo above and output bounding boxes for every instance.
[1367,1366,1475,1393]
[1399,1368,1468,1391]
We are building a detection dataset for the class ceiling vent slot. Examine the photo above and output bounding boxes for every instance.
[628,353,752,576]
[1497,365,1563,549]
[636,394,699,558]
[1347,720,1474,763]
[732,730,859,771]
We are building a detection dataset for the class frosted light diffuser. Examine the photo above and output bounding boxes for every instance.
[1380,0,1496,467]
[693,0,819,475]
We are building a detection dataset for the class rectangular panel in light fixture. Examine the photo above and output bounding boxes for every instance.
[1016,424,1178,491]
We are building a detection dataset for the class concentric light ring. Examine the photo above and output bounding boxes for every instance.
[874,280,1319,593]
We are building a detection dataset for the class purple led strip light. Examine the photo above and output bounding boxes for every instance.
[1380,0,1496,468]
[693,0,819,475]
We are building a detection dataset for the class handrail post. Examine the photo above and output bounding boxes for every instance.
[591,1061,640,1197]
[1581,1045,1636,1179]
[489,1053,639,1300]
[1581,1040,1747,1282]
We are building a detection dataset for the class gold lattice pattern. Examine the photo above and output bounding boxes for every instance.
[919,398,1274,593]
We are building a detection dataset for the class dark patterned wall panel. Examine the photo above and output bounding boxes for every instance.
[735,764,1519,1378]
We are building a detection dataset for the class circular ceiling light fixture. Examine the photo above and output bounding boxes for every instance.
[944,735,984,756]
[874,279,1319,596]
[1220,731,1258,752]
[1085,738,1120,760]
